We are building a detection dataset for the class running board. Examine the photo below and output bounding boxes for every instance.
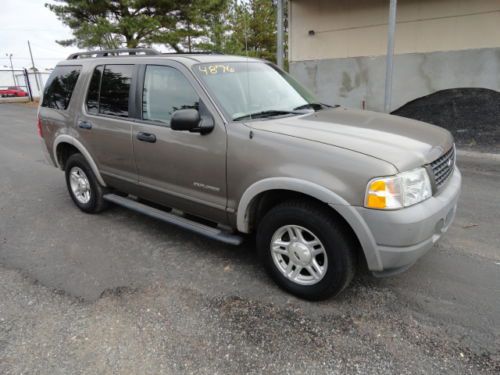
[103,194,243,246]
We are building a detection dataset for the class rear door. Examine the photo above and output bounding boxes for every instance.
[132,63,228,224]
[77,64,138,191]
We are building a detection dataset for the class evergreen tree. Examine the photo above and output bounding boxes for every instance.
[46,0,227,52]
[46,0,286,63]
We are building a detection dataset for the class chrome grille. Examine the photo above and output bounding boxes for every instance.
[430,145,455,189]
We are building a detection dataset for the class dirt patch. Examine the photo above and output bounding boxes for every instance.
[392,88,500,149]
[18,100,39,108]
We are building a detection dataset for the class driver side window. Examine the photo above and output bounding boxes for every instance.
[142,65,199,125]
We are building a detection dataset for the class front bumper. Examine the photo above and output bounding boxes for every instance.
[333,168,462,274]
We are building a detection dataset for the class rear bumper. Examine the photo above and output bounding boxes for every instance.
[333,168,461,273]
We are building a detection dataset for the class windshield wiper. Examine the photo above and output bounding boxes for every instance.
[233,110,302,121]
[293,103,338,111]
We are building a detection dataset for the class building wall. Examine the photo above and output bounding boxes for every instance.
[288,0,500,112]
[289,0,500,61]
[290,48,500,111]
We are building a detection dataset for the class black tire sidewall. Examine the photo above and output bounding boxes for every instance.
[257,204,353,300]
[64,154,102,213]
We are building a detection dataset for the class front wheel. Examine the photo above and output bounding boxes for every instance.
[257,200,355,300]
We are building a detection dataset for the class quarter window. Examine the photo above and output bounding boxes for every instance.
[142,65,199,125]
[41,66,81,110]
[99,65,133,117]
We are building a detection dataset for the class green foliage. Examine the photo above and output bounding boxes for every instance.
[46,0,287,63]
[200,0,285,63]
[46,0,228,51]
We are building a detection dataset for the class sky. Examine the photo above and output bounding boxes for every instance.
[0,0,79,71]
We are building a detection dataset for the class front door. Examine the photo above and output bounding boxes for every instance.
[132,64,228,224]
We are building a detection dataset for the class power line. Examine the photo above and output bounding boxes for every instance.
[0,57,64,60]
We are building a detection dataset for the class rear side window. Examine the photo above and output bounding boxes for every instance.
[41,66,81,110]
[86,65,103,115]
[98,65,133,117]
[142,65,199,125]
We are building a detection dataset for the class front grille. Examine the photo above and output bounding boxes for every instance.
[430,145,455,189]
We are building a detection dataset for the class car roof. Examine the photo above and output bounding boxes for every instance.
[56,52,263,68]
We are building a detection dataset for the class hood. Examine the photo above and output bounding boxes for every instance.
[247,107,454,172]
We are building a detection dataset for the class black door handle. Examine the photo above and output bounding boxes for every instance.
[137,132,156,143]
[78,120,92,129]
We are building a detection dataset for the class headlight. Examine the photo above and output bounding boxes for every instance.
[365,167,432,209]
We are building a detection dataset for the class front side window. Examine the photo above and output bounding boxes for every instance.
[142,65,199,125]
[99,65,133,117]
[194,62,320,121]
[41,65,82,110]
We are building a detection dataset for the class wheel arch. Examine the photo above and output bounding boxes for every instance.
[53,135,107,187]
[237,178,351,233]
[236,178,383,270]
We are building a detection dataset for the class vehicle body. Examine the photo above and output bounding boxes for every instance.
[0,86,28,97]
[37,49,461,300]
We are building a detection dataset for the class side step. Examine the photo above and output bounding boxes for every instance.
[103,194,243,246]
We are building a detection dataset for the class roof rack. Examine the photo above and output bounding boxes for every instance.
[67,48,160,60]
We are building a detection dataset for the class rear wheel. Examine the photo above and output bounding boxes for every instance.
[65,153,108,213]
[257,200,355,300]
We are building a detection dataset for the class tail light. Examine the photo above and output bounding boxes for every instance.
[37,116,43,138]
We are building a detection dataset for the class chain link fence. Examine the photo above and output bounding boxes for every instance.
[0,69,50,101]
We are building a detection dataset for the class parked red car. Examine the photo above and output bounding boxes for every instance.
[0,86,28,97]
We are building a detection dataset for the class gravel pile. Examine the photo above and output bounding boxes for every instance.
[392,88,500,149]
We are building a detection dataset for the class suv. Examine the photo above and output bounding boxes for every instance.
[38,49,461,300]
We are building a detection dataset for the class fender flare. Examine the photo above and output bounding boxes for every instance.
[52,134,107,187]
[236,177,383,270]
[237,177,351,232]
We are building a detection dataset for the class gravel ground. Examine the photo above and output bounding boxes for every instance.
[0,103,499,374]
[1,267,498,375]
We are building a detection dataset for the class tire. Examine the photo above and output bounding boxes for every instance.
[257,200,355,300]
[64,153,108,213]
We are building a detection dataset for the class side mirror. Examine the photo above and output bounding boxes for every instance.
[171,109,200,132]
[171,108,215,135]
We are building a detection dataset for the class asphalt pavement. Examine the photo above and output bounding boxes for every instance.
[0,103,499,374]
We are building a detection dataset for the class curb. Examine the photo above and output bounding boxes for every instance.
[457,149,500,162]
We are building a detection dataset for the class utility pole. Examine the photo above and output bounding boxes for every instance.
[276,0,284,69]
[6,53,16,86]
[27,40,40,91]
[384,0,397,113]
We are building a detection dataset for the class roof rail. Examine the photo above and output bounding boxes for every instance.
[67,48,160,60]
[161,51,224,55]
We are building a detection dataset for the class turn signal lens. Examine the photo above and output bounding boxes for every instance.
[366,180,387,209]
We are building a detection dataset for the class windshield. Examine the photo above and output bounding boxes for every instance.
[194,62,321,121]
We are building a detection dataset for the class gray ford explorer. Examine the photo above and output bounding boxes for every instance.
[38,49,461,300]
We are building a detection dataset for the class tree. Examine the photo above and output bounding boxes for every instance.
[47,0,287,64]
[46,0,228,51]
[202,0,286,64]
